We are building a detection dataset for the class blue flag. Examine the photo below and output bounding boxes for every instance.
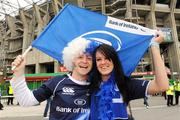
[32,4,155,76]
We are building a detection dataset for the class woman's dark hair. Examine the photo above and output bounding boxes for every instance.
[90,44,129,103]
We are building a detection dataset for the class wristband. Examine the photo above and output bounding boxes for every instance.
[150,40,159,48]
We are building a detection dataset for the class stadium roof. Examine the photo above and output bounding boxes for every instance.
[0,0,46,20]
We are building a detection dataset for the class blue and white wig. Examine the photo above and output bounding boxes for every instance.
[62,38,99,71]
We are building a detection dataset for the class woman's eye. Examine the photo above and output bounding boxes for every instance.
[96,58,101,61]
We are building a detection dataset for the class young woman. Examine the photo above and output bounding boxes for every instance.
[90,31,169,120]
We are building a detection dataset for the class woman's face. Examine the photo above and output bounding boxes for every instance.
[95,51,114,81]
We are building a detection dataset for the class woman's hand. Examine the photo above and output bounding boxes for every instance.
[154,30,165,44]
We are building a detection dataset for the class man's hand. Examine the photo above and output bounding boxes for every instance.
[11,55,26,77]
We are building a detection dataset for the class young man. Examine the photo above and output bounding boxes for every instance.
[10,38,97,120]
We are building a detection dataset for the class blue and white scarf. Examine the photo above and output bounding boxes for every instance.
[90,74,128,120]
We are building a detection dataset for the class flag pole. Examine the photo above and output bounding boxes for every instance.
[11,46,32,70]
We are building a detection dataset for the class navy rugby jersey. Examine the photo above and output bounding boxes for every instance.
[33,74,90,120]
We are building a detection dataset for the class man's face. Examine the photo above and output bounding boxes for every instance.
[72,53,93,77]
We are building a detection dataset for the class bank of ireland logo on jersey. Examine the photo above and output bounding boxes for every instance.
[74,30,122,52]
[62,87,75,95]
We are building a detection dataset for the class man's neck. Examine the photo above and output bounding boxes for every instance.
[71,72,88,81]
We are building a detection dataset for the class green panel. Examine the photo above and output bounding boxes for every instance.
[9,72,67,78]
[0,81,10,96]
[143,75,154,80]
[25,72,66,77]
[27,81,44,90]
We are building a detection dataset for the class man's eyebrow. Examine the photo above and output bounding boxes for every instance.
[84,52,91,56]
